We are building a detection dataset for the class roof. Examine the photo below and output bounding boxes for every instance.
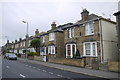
[77,13,116,24]
[113,11,120,16]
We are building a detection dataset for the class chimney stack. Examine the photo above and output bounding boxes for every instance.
[81,8,89,21]
[19,38,22,42]
[15,40,17,43]
[7,40,9,43]
[51,21,56,30]
[35,29,39,36]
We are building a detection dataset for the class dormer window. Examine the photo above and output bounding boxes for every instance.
[85,22,94,36]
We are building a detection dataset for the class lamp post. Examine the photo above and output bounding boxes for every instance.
[22,21,29,60]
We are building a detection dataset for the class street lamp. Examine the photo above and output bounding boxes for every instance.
[22,21,29,60]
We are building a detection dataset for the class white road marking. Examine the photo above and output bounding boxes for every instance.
[49,72,53,74]
[6,66,10,68]
[20,74,26,78]
[33,67,36,68]
[42,70,47,72]
[57,74,62,77]
[37,68,41,70]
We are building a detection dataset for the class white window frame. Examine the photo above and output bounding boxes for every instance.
[83,42,97,57]
[42,36,45,43]
[49,32,54,41]
[48,45,55,54]
[66,44,76,58]
[68,28,74,38]
[85,22,94,36]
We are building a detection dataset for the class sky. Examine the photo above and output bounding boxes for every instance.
[0,0,119,47]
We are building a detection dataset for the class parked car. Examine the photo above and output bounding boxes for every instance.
[7,54,17,60]
[4,53,10,59]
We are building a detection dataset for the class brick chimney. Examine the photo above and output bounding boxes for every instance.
[35,29,39,35]
[12,41,14,43]
[7,40,9,43]
[81,8,89,21]
[19,38,22,42]
[15,40,17,43]
[51,21,56,30]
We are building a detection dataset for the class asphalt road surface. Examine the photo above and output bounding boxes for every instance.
[2,58,108,80]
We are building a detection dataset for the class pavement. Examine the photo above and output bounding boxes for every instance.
[18,58,119,79]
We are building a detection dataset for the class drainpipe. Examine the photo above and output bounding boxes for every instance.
[98,18,104,63]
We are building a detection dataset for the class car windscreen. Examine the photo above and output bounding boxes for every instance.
[8,54,17,57]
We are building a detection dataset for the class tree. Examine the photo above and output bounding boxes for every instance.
[30,38,41,53]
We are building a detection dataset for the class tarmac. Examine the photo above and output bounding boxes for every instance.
[18,58,119,80]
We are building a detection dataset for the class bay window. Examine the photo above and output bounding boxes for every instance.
[83,42,97,56]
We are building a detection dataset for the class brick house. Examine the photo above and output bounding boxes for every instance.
[62,9,118,64]
[38,22,65,60]
[5,9,118,66]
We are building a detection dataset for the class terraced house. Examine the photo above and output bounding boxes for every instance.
[6,9,118,66]
[39,22,65,61]
[39,9,118,64]
[62,9,118,64]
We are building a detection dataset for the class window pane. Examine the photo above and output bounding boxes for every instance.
[92,43,96,56]
[85,43,90,49]
[48,46,51,54]
[90,23,94,33]
[72,45,75,55]
[86,50,90,55]
[85,23,89,35]
[52,46,54,54]
[72,28,74,37]
[67,45,71,56]
[69,29,71,38]
[93,50,96,56]
[92,43,95,50]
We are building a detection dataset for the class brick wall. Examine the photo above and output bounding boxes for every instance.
[108,61,120,72]
[48,57,84,67]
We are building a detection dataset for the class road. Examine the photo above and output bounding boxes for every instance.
[2,58,108,80]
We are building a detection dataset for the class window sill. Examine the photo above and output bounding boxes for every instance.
[83,55,98,57]
[85,33,94,36]
[49,40,54,42]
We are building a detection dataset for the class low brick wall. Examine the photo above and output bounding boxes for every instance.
[28,56,34,60]
[108,61,120,72]
[49,57,84,67]
[21,54,26,58]
[34,56,42,61]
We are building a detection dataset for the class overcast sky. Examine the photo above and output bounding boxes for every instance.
[0,0,119,46]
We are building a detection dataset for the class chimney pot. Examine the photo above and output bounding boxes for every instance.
[81,8,89,21]
[51,21,56,30]
[35,29,39,35]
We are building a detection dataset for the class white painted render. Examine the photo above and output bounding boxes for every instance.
[28,48,36,52]
[101,19,118,62]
